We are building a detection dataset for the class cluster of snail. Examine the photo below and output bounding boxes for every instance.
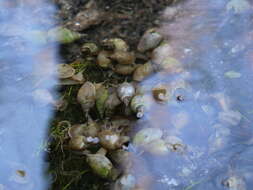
[54,27,191,189]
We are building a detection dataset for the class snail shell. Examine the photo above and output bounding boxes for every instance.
[110,51,135,65]
[97,50,112,68]
[68,124,86,138]
[112,174,136,190]
[98,130,129,150]
[117,82,135,106]
[68,136,87,150]
[81,42,99,55]
[114,64,136,75]
[151,42,174,65]
[95,85,109,118]
[98,130,121,150]
[86,152,113,178]
[154,57,183,73]
[101,38,129,52]
[133,128,163,146]
[137,28,163,52]
[109,149,132,167]
[222,175,246,190]
[47,27,83,44]
[133,61,154,82]
[104,91,121,116]
[165,136,186,153]
[144,139,169,156]
[57,64,75,79]
[130,95,145,118]
[68,121,99,139]
[77,81,96,113]
[152,84,170,102]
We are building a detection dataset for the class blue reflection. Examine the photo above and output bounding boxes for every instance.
[131,0,253,189]
[0,0,57,189]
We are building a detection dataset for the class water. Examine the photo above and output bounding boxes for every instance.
[0,0,57,189]
[0,0,253,189]
[130,0,253,189]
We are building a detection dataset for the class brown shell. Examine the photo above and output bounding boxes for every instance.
[110,51,135,65]
[81,43,99,55]
[152,84,170,102]
[77,82,96,112]
[68,124,86,138]
[114,64,136,75]
[133,62,154,82]
[57,64,75,79]
[101,38,129,52]
[137,28,163,52]
[68,136,87,150]
[97,51,112,68]
[98,130,121,150]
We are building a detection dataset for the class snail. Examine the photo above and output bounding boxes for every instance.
[130,95,145,118]
[77,81,96,114]
[222,175,246,190]
[109,149,132,167]
[110,51,135,65]
[68,120,99,139]
[114,64,136,75]
[47,27,83,44]
[137,28,163,52]
[57,64,75,79]
[133,61,154,82]
[104,90,122,116]
[117,82,135,106]
[68,136,87,151]
[151,42,174,65]
[86,148,113,179]
[101,38,129,52]
[164,136,186,153]
[81,42,99,56]
[98,128,129,150]
[144,139,169,156]
[152,84,170,102]
[112,174,136,190]
[97,50,112,68]
[154,57,183,73]
[95,85,109,118]
[133,128,163,147]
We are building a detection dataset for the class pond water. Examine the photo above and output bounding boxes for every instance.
[0,0,253,190]
[0,0,57,189]
[130,0,253,189]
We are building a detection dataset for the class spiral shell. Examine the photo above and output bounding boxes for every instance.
[117,82,135,106]
[130,95,145,118]
[137,28,163,52]
[152,84,170,102]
